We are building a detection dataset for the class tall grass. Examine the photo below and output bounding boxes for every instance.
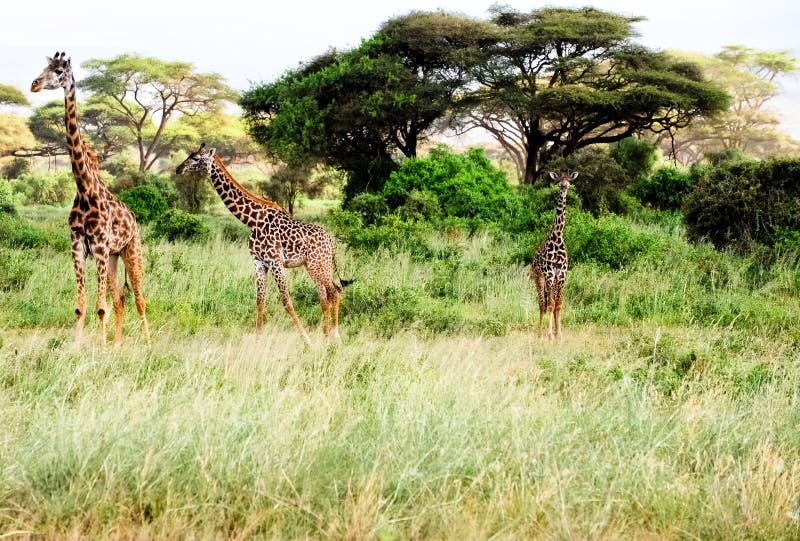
[1,205,799,538]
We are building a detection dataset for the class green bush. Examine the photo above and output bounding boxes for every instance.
[609,137,658,180]
[2,157,31,180]
[633,166,693,210]
[683,158,800,249]
[564,212,666,269]
[151,209,210,243]
[15,171,73,206]
[503,185,581,234]
[0,214,69,251]
[347,193,390,225]
[543,147,631,215]
[396,190,441,222]
[0,180,16,215]
[383,146,516,222]
[118,184,169,223]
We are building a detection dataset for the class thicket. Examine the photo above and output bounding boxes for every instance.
[683,158,800,250]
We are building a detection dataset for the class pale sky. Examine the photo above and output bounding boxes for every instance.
[2,0,799,137]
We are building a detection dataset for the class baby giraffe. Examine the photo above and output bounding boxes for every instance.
[31,51,150,347]
[531,171,578,341]
[176,144,350,344]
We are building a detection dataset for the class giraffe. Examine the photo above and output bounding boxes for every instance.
[31,52,150,347]
[531,171,578,341]
[175,144,351,344]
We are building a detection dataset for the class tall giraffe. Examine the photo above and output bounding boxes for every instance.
[531,171,578,341]
[176,144,351,344]
[31,52,150,347]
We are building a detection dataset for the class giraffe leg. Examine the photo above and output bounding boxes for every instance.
[70,232,87,349]
[553,282,565,341]
[268,262,311,345]
[306,262,335,339]
[108,254,125,346]
[532,267,547,339]
[329,285,342,340]
[121,237,150,345]
[94,248,109,348]
[253,258,267,333]
[546,281,556,341]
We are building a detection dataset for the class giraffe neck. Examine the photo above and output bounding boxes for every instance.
[62,77,97,195]
[207,156,279,228]
[547,185,569,242]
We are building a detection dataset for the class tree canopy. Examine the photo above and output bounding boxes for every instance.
[659,46,800,162]
[241,12,488,199]
[80,54,238,171]
[456,6,730,183]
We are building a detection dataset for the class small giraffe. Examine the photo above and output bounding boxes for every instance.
[176,144,351,344]
[531,171,578,341]
[31,52,150,347]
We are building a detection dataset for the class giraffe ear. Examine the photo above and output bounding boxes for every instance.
[549,171,558,180]
[570,172,579,180]
[207,148,217,157]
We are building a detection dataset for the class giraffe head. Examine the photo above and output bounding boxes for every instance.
[175,143,217,175]
[31,51,73,92]
[549,171,579,190]
[176,143,216,175]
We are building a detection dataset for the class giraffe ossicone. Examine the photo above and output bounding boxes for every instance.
[31,51,150,348]
[531,170,578,341]
[176,143,351,344]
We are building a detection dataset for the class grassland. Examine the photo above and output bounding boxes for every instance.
[1,204,799,539]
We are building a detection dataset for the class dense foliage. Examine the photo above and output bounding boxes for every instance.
[683,158,800,249]
[118,184,169,224]
[634,166,693,211]
[382,146,517,221]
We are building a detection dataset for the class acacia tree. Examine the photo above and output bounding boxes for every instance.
[80,54,238,172]
[241,12,487,199]
[27,100,68,165]
[658,46,799,162]
[0,83,29,107]
[454,6,729,183]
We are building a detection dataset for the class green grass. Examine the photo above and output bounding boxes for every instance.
[1,205,799,539]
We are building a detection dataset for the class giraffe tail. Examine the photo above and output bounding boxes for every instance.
[333,256,354,292]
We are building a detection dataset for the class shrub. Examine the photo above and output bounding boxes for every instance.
[2,157,31,179]
[564,211,666,269]
[383,146,516,222]
[118,184,169,223]
[543,147,631,215]
[503,185,581,234]
[347,193,390,225]
[609,137,658,180]
[396,190,441,222]
[151,209,210,242]
[683,158,800,249]
[633,166,693,210]
[15,171,74,206]
[0,214,69,251]
[173,171,216,213]
[0,180,16,215]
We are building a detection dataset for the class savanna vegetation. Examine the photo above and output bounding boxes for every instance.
[1,3,799,539]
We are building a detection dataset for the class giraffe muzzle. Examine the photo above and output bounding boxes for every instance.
[31,79,43,92]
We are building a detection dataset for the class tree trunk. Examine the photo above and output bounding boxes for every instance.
[523,146,538,184]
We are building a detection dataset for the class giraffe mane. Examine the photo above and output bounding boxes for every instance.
[84,145,100,170]
[212,154,286,213]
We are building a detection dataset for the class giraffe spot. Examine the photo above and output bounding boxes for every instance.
[97,309,105,317]
[67,122,78,135]
[75,309,82,316]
